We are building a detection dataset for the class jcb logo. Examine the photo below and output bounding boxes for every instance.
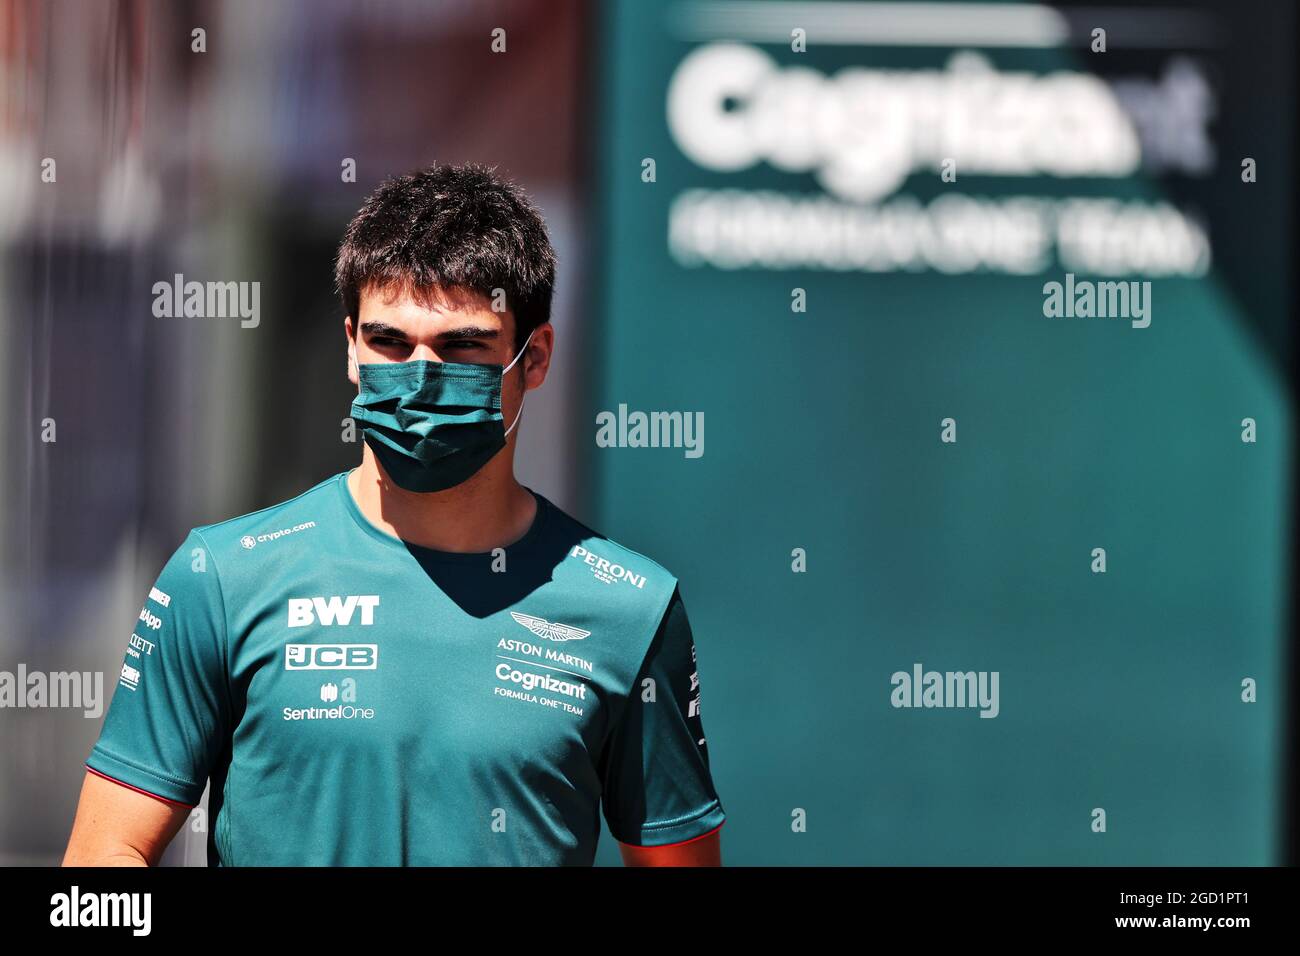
[284,644,378,670]
[286,595,380,628]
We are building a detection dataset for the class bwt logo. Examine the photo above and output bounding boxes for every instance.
[287,595,380,627]
[284,644,378,671]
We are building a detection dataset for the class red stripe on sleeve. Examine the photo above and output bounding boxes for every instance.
[637,820,725,850]
[84,765,196,809]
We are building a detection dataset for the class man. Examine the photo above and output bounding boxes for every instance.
[63,163,724,866]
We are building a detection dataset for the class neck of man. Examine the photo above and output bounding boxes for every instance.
[347,444,538,554]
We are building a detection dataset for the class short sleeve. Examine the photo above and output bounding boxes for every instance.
[601,586,725,847]
[85,529,231,807]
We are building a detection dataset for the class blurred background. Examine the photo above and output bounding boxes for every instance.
[0,0,1293,865]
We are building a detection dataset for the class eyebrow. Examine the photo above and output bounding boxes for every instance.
[358,321,409,339]
[436,326,500,341]
[357,322,499,341]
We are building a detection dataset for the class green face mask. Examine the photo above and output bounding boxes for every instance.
[349,329,534,493]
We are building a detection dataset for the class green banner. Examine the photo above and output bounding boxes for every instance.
[591,0,1291,864]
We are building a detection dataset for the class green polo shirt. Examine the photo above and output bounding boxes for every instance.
[86,471,724,865]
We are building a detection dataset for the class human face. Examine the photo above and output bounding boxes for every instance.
[345,284,551,436]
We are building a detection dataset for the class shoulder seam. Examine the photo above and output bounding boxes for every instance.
[536,495,677,581]
[193,473,341,536]
[189,529,235,763]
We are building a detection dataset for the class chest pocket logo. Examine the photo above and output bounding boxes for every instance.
[287,595,380,627]
[285,644,378,670]
[510,612,591,643]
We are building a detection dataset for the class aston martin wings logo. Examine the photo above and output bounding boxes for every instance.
[510,611,591,642]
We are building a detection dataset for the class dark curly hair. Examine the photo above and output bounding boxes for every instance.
[335,163,557,351]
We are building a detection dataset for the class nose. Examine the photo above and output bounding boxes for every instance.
[408,342,446,363]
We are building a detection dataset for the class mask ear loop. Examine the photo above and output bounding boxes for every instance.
[502,327,537,437]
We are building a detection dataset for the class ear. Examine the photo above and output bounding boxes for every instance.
[345,315,359,387]
[521,322,554,392]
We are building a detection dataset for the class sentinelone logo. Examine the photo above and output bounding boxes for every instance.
[50,886,150,936]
